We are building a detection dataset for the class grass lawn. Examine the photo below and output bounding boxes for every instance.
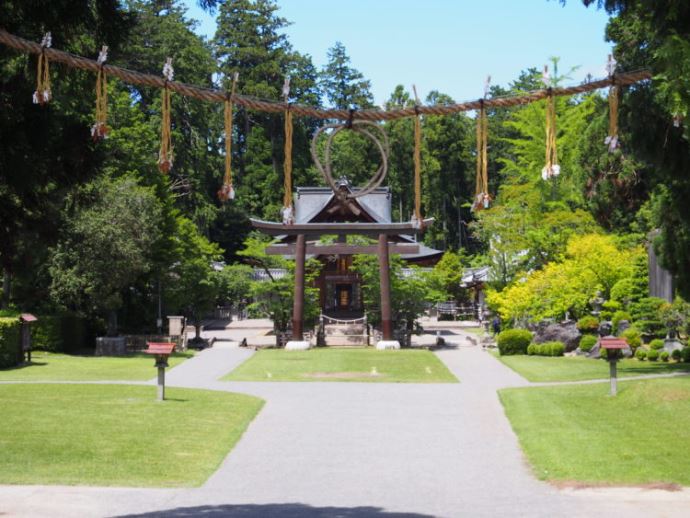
[495,354,690,382]
[0,351,194,382]
[223,348,458,383]
[0,383,263,487]
[499,378,690,486]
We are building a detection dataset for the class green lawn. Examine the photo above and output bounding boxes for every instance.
[500,378,690,486]
[0,351,194,382]
[495,354,690,382]
[223,348,458,383]
[0,383,263,486]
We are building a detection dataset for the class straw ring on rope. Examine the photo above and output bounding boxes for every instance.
[310,121,389,200]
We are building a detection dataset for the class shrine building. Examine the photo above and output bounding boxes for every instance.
[265,179,443,318]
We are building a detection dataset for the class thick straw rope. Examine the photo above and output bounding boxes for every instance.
[0,29,652,123]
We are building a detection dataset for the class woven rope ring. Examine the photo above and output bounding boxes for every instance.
[310,120,389,200]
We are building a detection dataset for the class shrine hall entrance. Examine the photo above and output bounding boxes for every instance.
[336,283,353,310]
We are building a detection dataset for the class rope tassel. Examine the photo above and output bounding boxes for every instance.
[541,66,560,181]
[473,76,491,211]
[91,46,109,141]
[218,72,239,202]
[282,76,294,224]
[33,32,52,105]
[412,85,423,229]
[158,58,174,173]
[605,55,620,152]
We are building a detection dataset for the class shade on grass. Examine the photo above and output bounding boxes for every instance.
[223,348,458,383]
[0,384,263,487]
[496,354,690,382]
[499,378,690,486]
[0,351,194,381]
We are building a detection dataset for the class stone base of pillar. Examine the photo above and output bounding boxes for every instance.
[376,340,400,350]
[285,340,311,351]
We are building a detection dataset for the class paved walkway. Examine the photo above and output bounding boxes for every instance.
[1,329,688,517]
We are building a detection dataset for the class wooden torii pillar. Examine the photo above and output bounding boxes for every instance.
[292,234,306,340]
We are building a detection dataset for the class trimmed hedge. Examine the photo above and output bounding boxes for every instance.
[647,348,659,362]
[672,349,682,362]
[660,351,670,362]
[527,341,565,357]
[32,316,63,352]
[635,348,647,361]
[497,329,532,356]
[576,316,599,333]
[0,317,21,368]
[579,334,598,353]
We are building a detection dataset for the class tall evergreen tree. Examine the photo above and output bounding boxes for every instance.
[320,41,374,110]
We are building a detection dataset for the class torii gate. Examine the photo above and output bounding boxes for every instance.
[250,121,432,348]
[251,218,432,345]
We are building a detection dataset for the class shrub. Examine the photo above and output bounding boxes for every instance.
[660,351,670,362]
[681,347,690,363]
[612,310,632,333]
[600,311,613,321]
[635,348,647,361]
[649,339,665,351]
[547,341,565,357]
[636,319,666,337]
[672,349,682,362]
[603,300,622,313]
[497,329,532,356]
[0,317,21,368]
[577,316,599,333]
[529,341,566,357]
[600,347,608,360]
[647,349,659,362]
[32,316,63,352]
[620,328,642,350]
[579,334,598,353]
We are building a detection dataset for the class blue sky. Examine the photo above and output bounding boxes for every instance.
[183,0,613,106]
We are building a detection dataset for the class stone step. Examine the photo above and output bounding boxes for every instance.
[324,324,366,336]
[324,334,369,346]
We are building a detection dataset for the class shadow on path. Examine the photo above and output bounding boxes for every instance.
[116,503,433,518]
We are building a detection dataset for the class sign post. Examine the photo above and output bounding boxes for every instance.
[145,342,176,401]
[600,337,629,396]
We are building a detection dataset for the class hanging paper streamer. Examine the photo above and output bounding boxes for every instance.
[473,76,491,211]
[33,32,52,105]
[158,58,174,173]
[412,85,423,229]
[541,66,560,181]
[605,55,620,152]
[91,45,109,141]
[218,72,239,202]
[281,76,294,224]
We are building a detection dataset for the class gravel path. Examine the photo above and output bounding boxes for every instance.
[0,329,688,517]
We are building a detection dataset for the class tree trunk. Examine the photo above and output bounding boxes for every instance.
[1,267,10,309]
[107,310,118,337]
